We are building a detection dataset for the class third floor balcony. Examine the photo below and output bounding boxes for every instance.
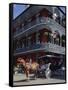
[13,16,65,39]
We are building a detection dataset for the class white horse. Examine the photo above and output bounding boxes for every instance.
[45,63,51,79]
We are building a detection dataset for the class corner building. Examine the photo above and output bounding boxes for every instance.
[13,5,66,65]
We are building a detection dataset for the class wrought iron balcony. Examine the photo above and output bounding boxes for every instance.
[48,43,65,54]
[14,43,45,54]
[14,16,65,39]
[14,43,65,56]
[14,17,48,37]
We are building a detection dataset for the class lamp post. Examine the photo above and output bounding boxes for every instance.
[52,13,58,20]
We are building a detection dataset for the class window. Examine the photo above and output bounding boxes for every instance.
[51,31,60,45]
[30,33,36,45]
[36,32,40,44]
[56,17,60,24]
[31,15,36,26]
[53,32,60,45]
[48,11,52,18]
[22,42,24,48]
[22,23,24,27]
[41,31,50,43]
[36,13,40,23]
[48,33,52,43]
[28,18,31,23]
[16,40,20,49]
[13,40,17,50]
[54,37,60,45]
[26,36,31,47]
[44,31,49,42]
[16,27,19,33]
[23,38,26,47]
[24,21,27,27]
[62,35,65,47]
[62,16,66,27]
[44,32,49,35]
[19,39,22,48]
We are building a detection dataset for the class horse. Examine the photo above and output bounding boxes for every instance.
[17,58,39,80]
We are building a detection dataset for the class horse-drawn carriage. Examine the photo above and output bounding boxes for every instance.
[14,57,64,80]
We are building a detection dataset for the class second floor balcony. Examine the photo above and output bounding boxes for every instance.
[14,43,65,56]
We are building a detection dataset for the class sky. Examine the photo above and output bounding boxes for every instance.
[13,4,29,19]
[13,4,66,19]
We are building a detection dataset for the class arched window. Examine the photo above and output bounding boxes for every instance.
[43,31,49,42]
[48,32,53,43]
[53,31,60,45]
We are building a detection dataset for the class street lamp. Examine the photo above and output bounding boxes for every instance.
[52,13,58,20]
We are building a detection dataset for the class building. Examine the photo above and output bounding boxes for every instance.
[13,5,66,65]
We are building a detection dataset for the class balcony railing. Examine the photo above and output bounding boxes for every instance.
[14,43,65,56]
[14,16,48,36]
[48,43,65,54]
[14,43,47,53]
[14,16,65,38]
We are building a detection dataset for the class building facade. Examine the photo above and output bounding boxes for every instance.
[13,5,66,65]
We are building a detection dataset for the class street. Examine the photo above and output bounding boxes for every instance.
[13,74,66,86]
